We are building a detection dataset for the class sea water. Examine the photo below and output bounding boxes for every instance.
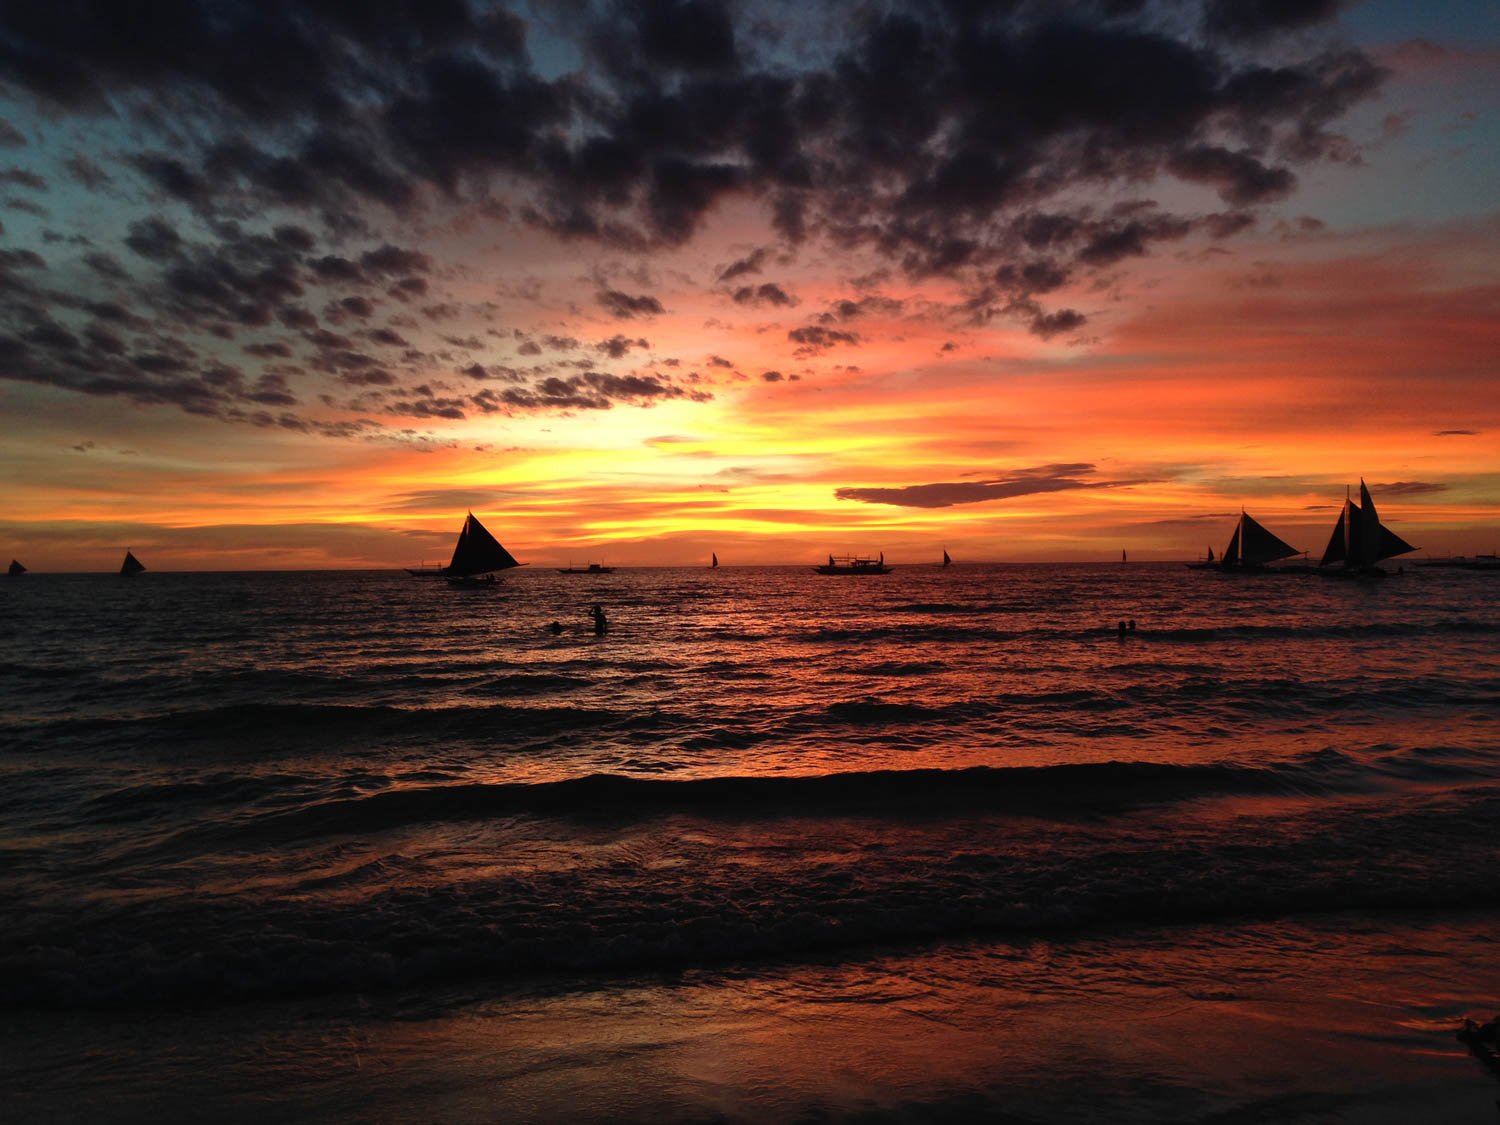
[2,564,1498,1120]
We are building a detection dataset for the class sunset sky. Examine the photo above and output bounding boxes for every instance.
[1,0,1496,570]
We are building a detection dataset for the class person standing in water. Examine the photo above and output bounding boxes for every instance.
[590,604,608,635]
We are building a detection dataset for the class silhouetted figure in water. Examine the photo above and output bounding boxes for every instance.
[547,621,564,635]
[1128,619,1136,633]
[590,604,608,636]
[1118,620,1127,638]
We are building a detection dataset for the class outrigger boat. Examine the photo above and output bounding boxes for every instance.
[557,562,615,574]
[1186,546,1216,570]
[1318,480,1416,577]
[814,552,891,575]
[1206,510,1301,573]
[441,512,522,588]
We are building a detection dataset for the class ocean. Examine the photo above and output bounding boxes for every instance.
[3,563,1498,1121]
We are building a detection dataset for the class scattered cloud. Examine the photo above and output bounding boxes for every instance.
[836,463,1136,508]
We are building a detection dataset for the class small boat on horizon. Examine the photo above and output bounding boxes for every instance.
[442,512,523,588]
[711,552,718,569]
[1415,553,1500,570]
[941,548,951,568]
[7,559,25,576]
[557,562,615,574]
[814,552,891,575]
[1318,479,1416,577]
[120,550,146,576]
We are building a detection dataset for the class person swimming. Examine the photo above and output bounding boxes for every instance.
[590,604,608,635]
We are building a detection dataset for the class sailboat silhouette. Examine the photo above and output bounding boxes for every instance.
[444,512,522,587]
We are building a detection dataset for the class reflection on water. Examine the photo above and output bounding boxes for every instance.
[2,914,1495,1123]
[1,564,1498,1116]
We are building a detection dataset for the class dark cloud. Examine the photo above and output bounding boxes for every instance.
[1434,429,1477,437]
[596,334,650,358]
[598,288,666,317]
[1372,481,1447,496]
[1167,144,1296,206]
[0,168,45,190]
[1203,0,1346,41]
[836,463,1119,508]
[1029,308,1085,339]
[62,152,110,189]
[732,282,794,307]
[0,1,1375,288]
[718,246,771,281]
[788,325,859,351]
[123,217,183,261]
[0,0,1381,432]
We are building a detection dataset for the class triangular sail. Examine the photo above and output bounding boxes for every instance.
[446,513,520,578]
[120,551,145,575]
[711,552,718,568]
[942,548,951,566]
[1320,482,1417,567]
[7,559,24,575]
[1238,513,1299,567]
[1354,481,1382,569]
[1376,525,1416,562]
[1319,505,1349,567]
[1360,479,1416,562]
[1222,523,1242,567]
[1206,547,1214,563]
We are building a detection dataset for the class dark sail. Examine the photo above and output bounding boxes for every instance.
[120,550,146,576]
[1376,525,1417,562]
[1319,503,1351,567]
[942,549,951,567]
[1362,480,1417,563]
[446,513,520,578]
[7,559,24,576]
[1222,524,1242,567]
[1319,482,1416,568]
[1238,513,1299,567]
[711,552,718,568]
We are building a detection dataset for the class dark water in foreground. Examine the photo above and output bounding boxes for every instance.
[2,563,1498,1120]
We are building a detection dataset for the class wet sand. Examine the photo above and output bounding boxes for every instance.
[7,910,1497,1123]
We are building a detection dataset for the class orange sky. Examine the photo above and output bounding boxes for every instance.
[0,4,1497,569]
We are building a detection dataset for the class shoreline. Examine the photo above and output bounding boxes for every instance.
[6,909,1497,1123]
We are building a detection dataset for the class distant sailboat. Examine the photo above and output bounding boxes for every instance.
[711,552,719,569]
[941,548,951,568]
[1217,510,1300,572]
[1318,480,1416,575]
[1121,550,1127,563]
[1186,546,1216,570]
[443,512,521,587]
[7,559,25,576]
[120,550,146,576]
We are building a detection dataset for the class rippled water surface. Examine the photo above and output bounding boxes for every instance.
[2,563,1498,1119]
